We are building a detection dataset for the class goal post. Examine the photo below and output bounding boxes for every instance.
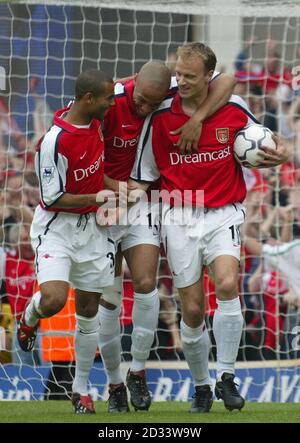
[0,0,300,403]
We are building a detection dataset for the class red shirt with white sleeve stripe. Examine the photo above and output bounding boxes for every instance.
[103,80,146,181]
[35,107,105,214]
[103,73,220,181]
[131,94,259,208]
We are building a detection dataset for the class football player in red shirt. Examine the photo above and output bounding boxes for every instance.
[17,69,116,414]
[129,43,288,413]
[99,60,238,413]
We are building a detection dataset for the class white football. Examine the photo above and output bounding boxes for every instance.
[233,124,276,168]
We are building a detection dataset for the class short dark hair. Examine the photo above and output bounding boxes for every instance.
[75,69,113,100]
[177,42,217,73]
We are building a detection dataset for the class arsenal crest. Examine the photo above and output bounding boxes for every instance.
[216,128,229,144]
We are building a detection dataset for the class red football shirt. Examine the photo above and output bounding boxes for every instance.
[36,107,105,214]
[103,73,220,182]
[132,94,259,208]
[103,81,145,181]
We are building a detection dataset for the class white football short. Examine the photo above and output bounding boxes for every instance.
[161,202,245,288]
[108,199,160,251]
[31,205,115,292]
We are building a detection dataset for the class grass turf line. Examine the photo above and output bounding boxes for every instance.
[0,401,299,423]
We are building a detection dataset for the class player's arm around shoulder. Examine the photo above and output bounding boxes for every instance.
[97,178,149,227]
[172,72,237,153]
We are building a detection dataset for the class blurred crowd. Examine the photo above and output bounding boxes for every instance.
[233,38,300,360]
[1,38,300,373]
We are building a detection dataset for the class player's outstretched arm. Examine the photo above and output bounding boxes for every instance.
[114,74,137,84]
[171,73,237,154]
[96,178,150,226]
[257,134,289,167]
[126,178,151,212]
[51,192,117,209]
[104,174,128,197]
[127,178,149,192]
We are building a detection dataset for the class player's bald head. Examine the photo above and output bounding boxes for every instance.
[133,61,171,117]
[136,61,171,92]
[75,69,113,100]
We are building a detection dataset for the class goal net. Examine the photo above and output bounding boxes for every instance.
[0,0,300,403]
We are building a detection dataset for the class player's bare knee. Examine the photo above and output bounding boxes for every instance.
[77,303,99,318]
[216,276,238,299]
[184,303,204,324]
[133,275,156,294]
[40,292,67,316]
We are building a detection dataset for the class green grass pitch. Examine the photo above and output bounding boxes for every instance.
[0,401,299,423]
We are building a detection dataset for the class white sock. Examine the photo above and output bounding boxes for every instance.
[131,289,160,372]
[180,320,212,387]
[98,304,123,385]
[72,312,100,395]
[25,291,44,326]
[213,297,244,380]
[102,276,123,306]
